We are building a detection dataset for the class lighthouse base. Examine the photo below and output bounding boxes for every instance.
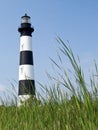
[17,95,30,106]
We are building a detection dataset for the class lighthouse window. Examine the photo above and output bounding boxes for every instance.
[21,67,23,74]
[21,44,24,49]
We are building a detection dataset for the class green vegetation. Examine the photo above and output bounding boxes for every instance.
[0,37,98,130]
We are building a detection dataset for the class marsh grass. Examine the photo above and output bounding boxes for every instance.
[0,37,98,130]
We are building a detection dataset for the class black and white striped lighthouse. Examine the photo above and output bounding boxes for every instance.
[18,14,35,102]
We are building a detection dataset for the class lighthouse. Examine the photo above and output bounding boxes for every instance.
[18,14,35,103]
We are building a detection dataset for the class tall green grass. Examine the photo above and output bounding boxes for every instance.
[0,37,98,130]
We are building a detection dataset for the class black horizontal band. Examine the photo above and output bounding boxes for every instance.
[20,51,33,65]
[18,80,35,95]
[18,23,34,36]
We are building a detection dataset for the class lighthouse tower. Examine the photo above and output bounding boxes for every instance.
[18,14,35,103]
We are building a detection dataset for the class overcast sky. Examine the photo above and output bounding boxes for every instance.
[0,0,98,98]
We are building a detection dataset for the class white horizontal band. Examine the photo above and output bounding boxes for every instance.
[20,36,32,51]
[19,65,34,80]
